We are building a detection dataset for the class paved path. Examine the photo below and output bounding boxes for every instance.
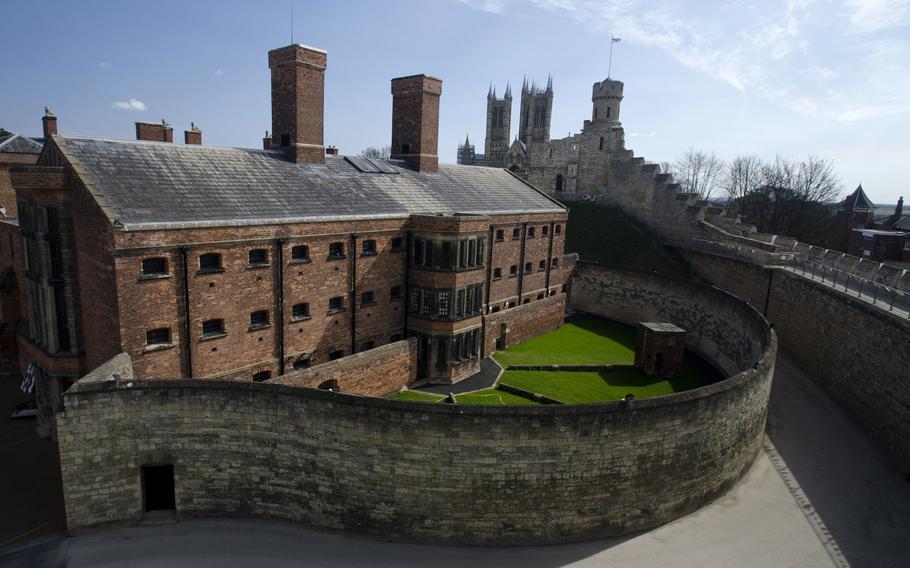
[3,352,909,567]
[781,265,910,319]
[415,357,502,395]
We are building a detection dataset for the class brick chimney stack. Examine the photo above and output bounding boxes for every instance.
[136,120,173,142]
[268,43,327,164]
[184,122,202,145]
[390,74,442,173]
[263,131,272,150]
[896,196,904,217]
[42,106,58,139]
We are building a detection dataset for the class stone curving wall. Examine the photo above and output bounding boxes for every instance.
[57,264,775,545]
[682,249,910,471]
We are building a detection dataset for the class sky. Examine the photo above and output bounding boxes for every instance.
[2,0,908,204]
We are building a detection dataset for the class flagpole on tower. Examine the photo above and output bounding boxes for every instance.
[608,34,621,79]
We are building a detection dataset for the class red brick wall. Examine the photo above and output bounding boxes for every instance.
[270,338,416,397]
[483,293,565,356]
[390,75,442,172]
[269,44,326,164]
[0,153,40,218]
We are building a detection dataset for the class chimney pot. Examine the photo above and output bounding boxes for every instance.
[136,121,173,142]
[268,43,327,164]
[897,196,904,217]
[390,74,442,173]
[263,131,272,150]
[184,122,202,145]
[325,146,338,156]
[42,106,58,139]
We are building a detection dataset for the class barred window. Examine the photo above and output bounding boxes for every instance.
[328,242,345,259]
[493,267,502,279]
[437,289,450,317]
[555,224,562,235]
[291,245,310,261]
[250,310,270,328]
[512,228,521,240]
[539,260,546,271]
[248,249,268,266]
[390,286,401,299]
[252,371,271,382]
[361,291,375,306]
[199,253,222,272]
[142,257,168,276]
[202,319,225,337]
[329,297,344,312]
[409,288,421,313]
[146,328,171,346]
[329,350,344,361]
[292,303,310,320]
[391,237,404,251]
[495,229,504,242]
[361,239,377,255]
[542,226,549,237]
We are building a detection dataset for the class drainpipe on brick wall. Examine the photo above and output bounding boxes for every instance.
[350,234,357,355]
[403,231,411,334]
[763,269,774,317]
[485,226,494,312]
[275,239,285,376]
[545,221,554,292]
[517,222,528,302]
[179,247,193,378]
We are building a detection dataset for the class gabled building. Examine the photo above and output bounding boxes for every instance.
[5,42,571,434]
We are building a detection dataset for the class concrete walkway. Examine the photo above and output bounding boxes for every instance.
[3,352,909,567]
[415,357,502,395]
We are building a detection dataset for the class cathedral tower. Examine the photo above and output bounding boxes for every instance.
[519,76,553,146]
[484,83,512,163]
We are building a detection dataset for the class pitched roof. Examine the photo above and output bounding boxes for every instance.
[840,184,875,211]
[55,136,565,230]
[0,134,42,154]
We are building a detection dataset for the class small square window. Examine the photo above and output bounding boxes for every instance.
[555,224,562,235]
[292,303,310,320]
[248,249,268,266]
[361,239,377,256]
[538,260,546,271]
[390,286,402,299]
[291,245,310,262]
[509,265,518,276]
[142,257,168,276]
[524,262,532,274]
[542,226,549,237]
[250,310,270,329]
[391,238,404,252]
[252,371,271,382]
[361,291,375,306]
[328,242,345,259]
[329,349,344,361]
[511,228,520,240]
[146,327,171,346]
[360,341,374,352]
[199,253,222,272]
[552,257,559,268]
[493,267,502,279]
[329,296,344,312]
[292,358,310,370]
[495,230,504,242]
[528,227,536,238]
[202,319,225,338]
[537,293,544,300]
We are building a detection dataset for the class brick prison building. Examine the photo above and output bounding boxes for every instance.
[4,43,570,431]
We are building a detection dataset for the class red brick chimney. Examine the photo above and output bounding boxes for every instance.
[390,74,442,173]
[184,122,202,145]
[263,131,272,150]
[136,120,173,142]
[268,43,327,164]
[42,106,58,138]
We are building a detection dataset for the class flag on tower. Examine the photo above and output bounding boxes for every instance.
[612,36,621,43]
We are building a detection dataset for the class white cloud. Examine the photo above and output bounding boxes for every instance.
[112,98,147,111]
[629,132,656,137]
[843,0,910,33]
[98,61,111,69]
[456,0,510,13]
[802,65,839,81]
[214,69,224,76]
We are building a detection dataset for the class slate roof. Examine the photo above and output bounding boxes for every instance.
[0,134,42,154]
[55,136,565,230]
[839,184,875,211]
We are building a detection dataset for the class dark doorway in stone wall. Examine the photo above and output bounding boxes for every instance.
[142,465,175,512]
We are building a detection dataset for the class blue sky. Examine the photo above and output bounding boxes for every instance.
[2,0,908,203]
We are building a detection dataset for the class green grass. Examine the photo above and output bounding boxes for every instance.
[387,390,444,403]
[565,201,691,278]
[500,358,716,403]
[492,318,637,367]
[455,387,538,405]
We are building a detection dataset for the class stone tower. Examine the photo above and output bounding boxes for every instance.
[519,76,553,146]
[591,78,623,123]
[484,83,512,163]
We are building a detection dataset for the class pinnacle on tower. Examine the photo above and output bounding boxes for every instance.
[505,82,512,99]
[464,133,470,146]
[546,74,553,93]
[492,85,497,99]
[488,83,493,98]
[522,76,528,93]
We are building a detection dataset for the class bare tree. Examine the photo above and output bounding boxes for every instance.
[673,148,724,200]
[360,146,391,159]
[0,128,11,137]
[724,155,763,212]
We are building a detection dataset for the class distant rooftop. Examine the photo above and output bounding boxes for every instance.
[0,133,42,154]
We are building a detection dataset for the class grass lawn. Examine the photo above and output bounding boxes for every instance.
[493,318,637,367]
[387,390,444,403]
[456,388,538,405]
[500,358,716,403]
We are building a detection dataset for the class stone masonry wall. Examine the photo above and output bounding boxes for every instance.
[57,265,774,545]
[269,338,416,397]
[683,250,910,470]
[482,293,565,357]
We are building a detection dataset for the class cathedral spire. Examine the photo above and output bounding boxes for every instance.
[505,82,512,99]
[522,76,528,93]
[487,83,493,99]
[546,74,553,93]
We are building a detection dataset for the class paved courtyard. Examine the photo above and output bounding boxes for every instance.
[2,351,909,567]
